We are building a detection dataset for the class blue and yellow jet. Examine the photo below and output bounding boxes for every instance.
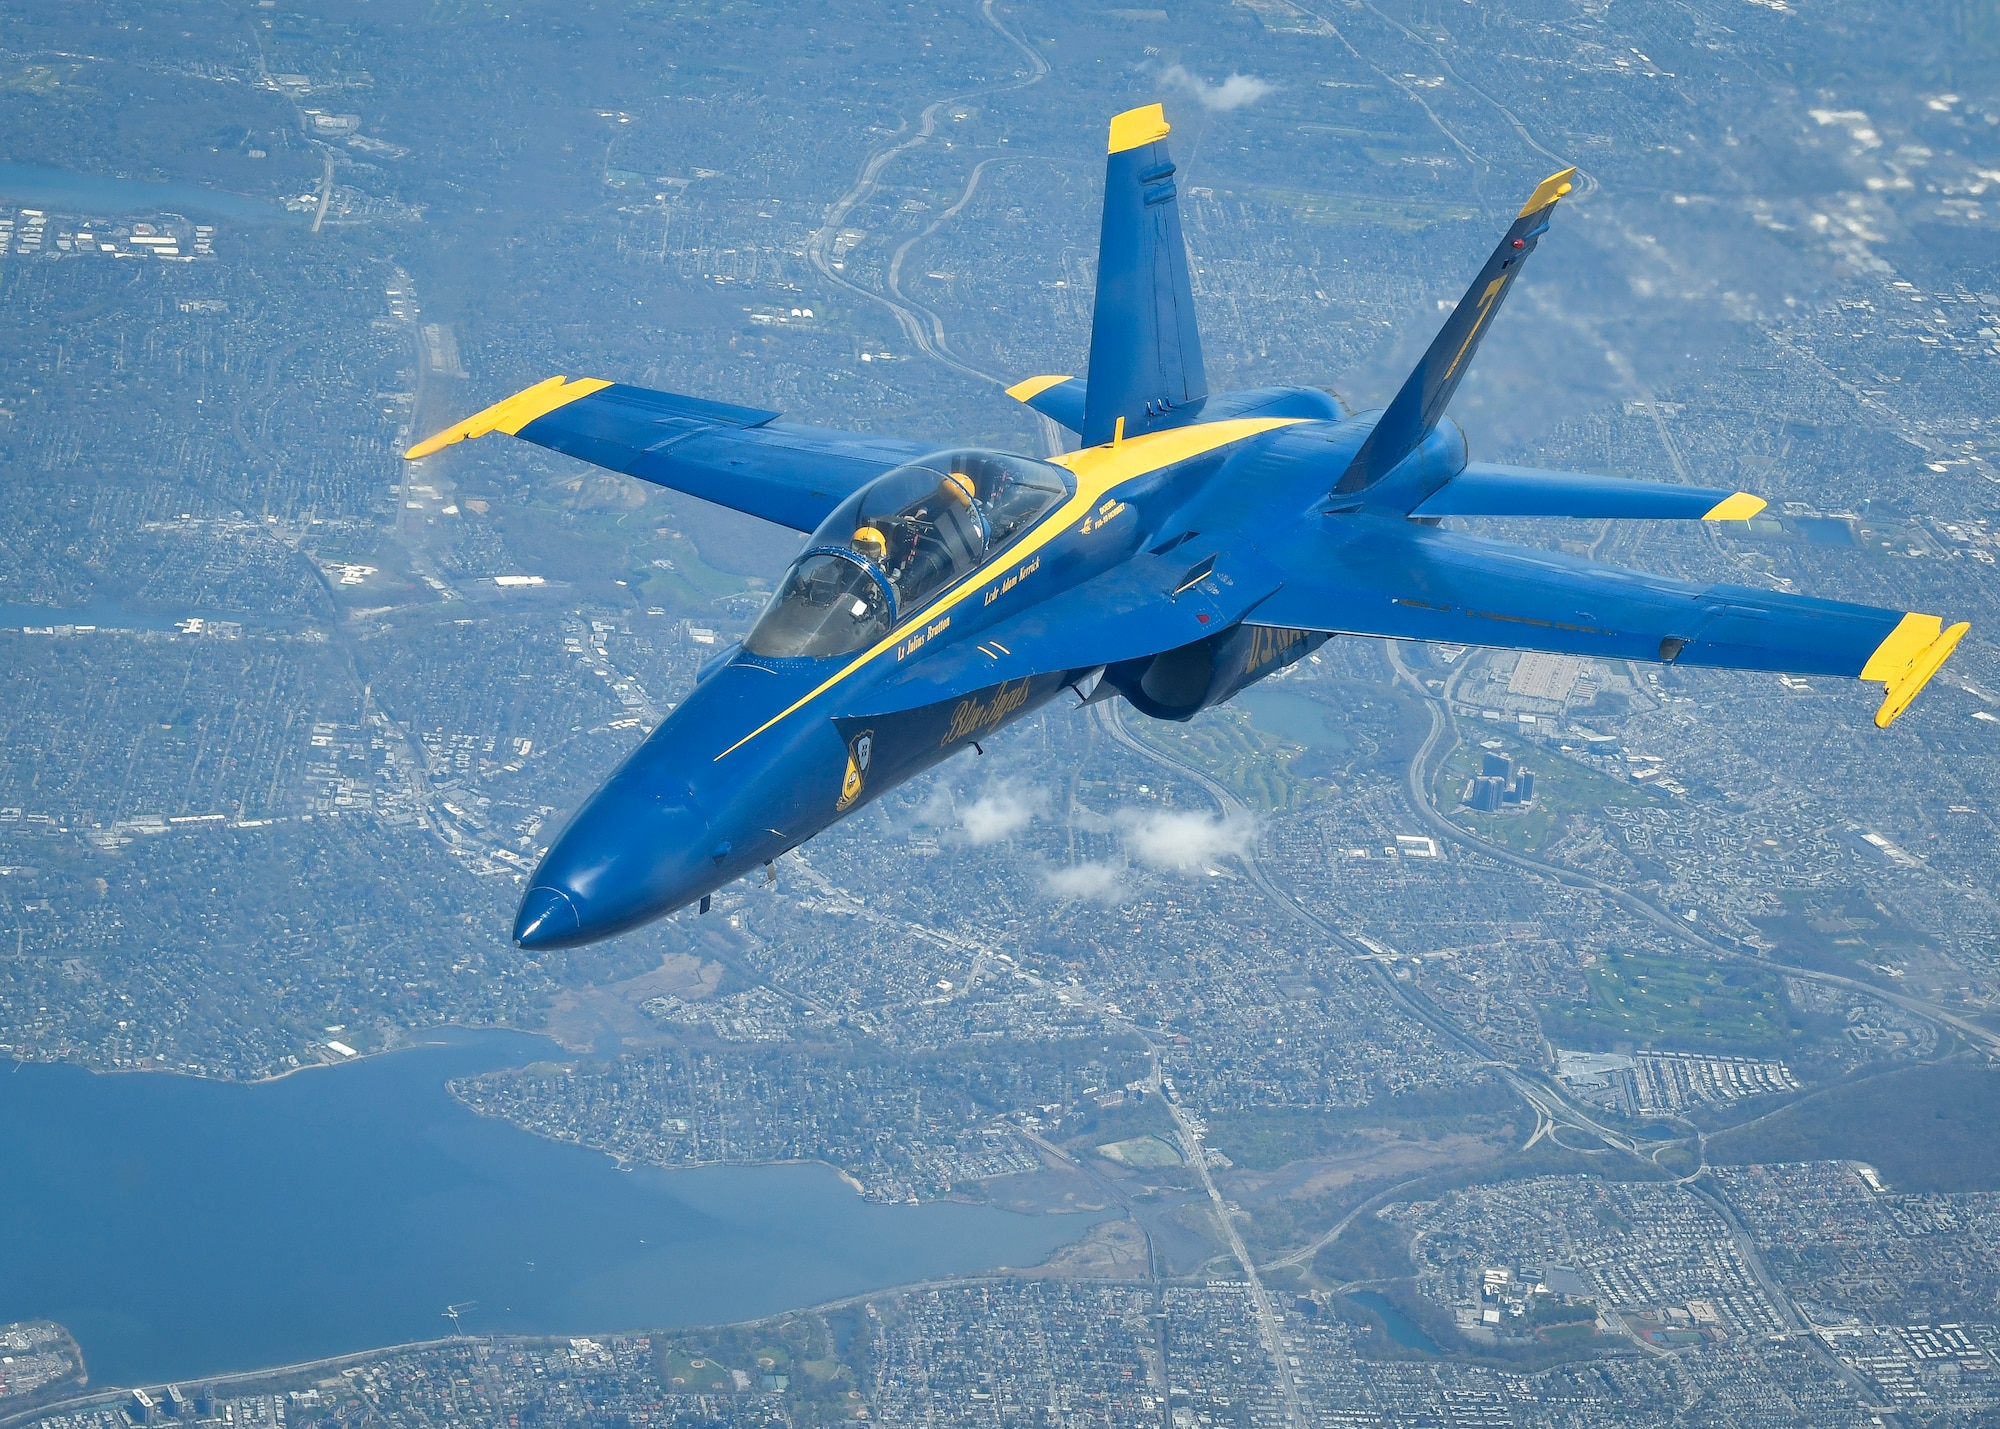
[407,104,1969,950]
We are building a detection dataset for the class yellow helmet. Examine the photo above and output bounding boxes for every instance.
[941,471,976,507]
[851,525,888,561]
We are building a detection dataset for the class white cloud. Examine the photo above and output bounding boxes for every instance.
[959,782,1046,845]
[1043,861,1126,901]
[1160,65,1278,113]
[1115,807,1257,871]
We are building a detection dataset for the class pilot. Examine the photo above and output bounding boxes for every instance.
[940,471,976,508]
[851,525,889,565]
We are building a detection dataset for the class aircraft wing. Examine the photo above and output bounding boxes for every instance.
[1250,517,1967,727]
[404,376,932,532]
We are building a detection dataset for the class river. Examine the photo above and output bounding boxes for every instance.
[0,1029,1099,1388]
[0,162,279,221]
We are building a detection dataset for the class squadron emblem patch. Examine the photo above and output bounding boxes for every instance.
[836,728,874,812]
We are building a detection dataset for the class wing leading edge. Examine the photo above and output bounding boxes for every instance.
[1249,517,1966,727]
[405,376,932,533]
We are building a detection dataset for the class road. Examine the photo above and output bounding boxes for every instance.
[1159,1079,1304,1429]
[804,0,1049,394]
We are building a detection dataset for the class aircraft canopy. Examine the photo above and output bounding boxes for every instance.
[744,450,1071,659]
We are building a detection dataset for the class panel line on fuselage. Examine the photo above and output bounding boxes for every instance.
[711,416,1308,761]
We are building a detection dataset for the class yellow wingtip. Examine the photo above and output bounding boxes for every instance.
[401,375,611,461]
[1516,166,1578,219]
[1860,611,1943,684]
[403,431,455,461]
[1702,491,1767,522]
[1005,374,1073,404]
[1866,616,1969,728]
[1109,104,1170,154]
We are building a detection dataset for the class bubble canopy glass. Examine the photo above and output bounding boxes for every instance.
[744,449,1073,660]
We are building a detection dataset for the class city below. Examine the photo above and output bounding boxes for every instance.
[2,0,1999,1426]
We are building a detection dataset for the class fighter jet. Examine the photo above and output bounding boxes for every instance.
[406,104,1968,950]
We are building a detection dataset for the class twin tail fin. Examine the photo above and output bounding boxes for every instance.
[1336,168,1576,494]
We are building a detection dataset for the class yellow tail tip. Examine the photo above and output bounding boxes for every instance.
[1005,373,1072,404]
[1109,104,1170,155]
[1516,166,1578,219]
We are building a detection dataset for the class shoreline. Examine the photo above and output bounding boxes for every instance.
[2,1019,568,1087]
[0,1255,1171,1427]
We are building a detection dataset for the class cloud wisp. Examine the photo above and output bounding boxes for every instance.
[1042,861,1127,902]
[1114,807,1258,872]
[1041,806,1257,901]
[1160,64,1278,113]
[958,782,1048,845]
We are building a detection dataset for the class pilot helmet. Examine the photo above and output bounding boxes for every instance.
[851,525,888,562]
[940,471,976,507]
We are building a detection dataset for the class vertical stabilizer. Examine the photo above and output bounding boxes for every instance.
[1081,104,1208,447]
[1336,167,1576,495]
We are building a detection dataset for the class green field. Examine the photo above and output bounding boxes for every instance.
[1539,951,1796,1052]
[1131,703,1323,812]
[1751,890,1938,980]
[1097,1134,1184,1169]
[634,531,758,607]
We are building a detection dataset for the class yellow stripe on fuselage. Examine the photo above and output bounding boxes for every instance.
[713,416,1307,761]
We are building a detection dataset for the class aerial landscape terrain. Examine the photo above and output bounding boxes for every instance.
[3,0,2000,1424]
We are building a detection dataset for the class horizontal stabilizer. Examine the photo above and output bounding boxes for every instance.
[405,377,930,532]
[1005,374,1087,433]
[1248,514,1965,726]
[1412,463,1766,522]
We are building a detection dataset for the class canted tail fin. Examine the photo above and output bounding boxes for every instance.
[1080,104,1208,447]
[1337,167,1576,495]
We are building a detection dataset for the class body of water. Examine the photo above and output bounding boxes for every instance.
[1237,686,1352,751]
[0,1029,1100,1388]
[0,161,279,221]
[0,599,191,633]
[1345,1290,1441,1352]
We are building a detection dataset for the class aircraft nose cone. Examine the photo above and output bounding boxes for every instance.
[513,778,720,947]
[513,885,582,948]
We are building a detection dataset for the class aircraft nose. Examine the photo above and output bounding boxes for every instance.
[512,778,718,948]
[513,886,581,949]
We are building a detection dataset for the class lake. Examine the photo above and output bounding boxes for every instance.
[0,161,279,221]
[1345,1290,1441,1352]
[0,1029,1101,1388]
[1237,686,1351,752]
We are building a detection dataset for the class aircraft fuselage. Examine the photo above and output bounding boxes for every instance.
[512,386,1364,948]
